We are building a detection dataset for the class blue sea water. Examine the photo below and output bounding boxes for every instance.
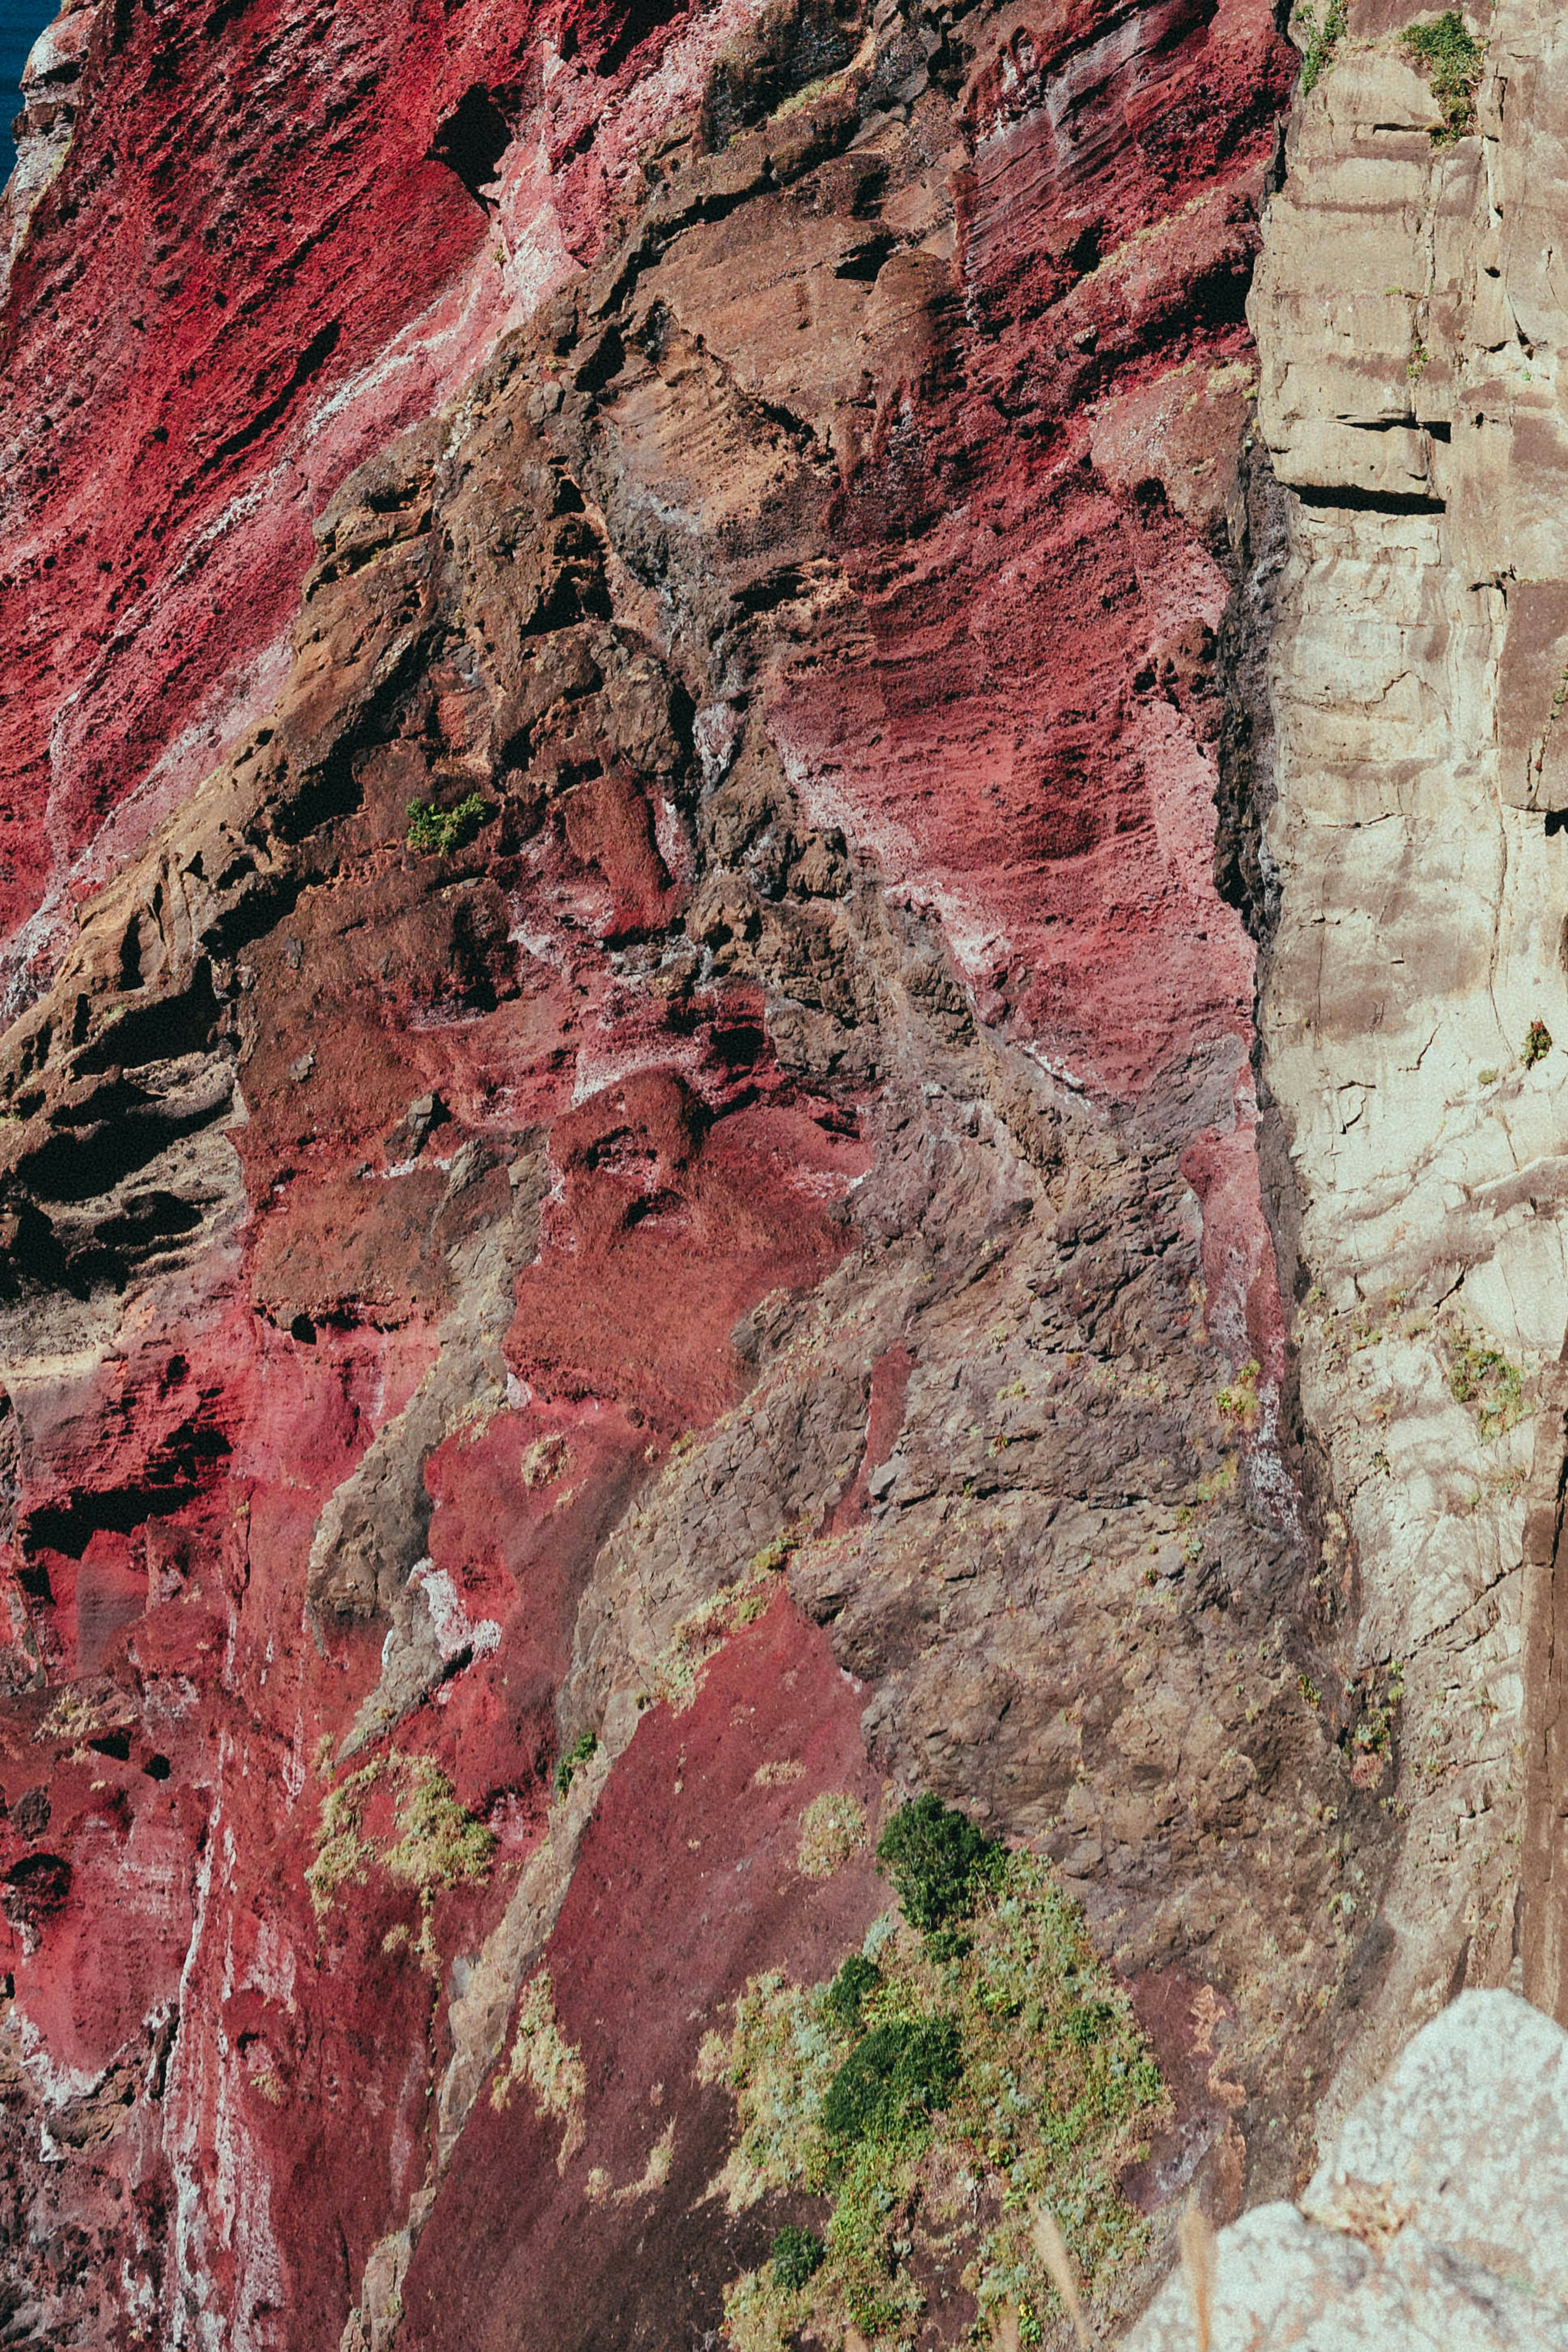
[1,0,62,187]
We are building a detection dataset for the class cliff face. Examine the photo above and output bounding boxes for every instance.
[1249,0,1568,2123]
[0,0,1552,2346]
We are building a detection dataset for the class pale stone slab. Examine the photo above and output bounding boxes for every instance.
[1123,1994,1568,2352]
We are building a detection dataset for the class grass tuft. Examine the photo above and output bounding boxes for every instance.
[406,792,489,856]
[1401,11,1483,143]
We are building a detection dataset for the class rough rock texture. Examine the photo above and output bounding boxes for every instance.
[1246,0,1568,2129]
[0,0,787,1006]
[4,0,1562,2346]
[1125,1989,1568,2349]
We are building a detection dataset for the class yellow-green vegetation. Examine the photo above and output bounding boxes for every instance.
[651,1536,797,1710]
[521,1432,570,1489]
[491,1971,588,2167]
[1447,1331,1525,1440]
[1293,0,1347,91]
[406,792,489,856]
[555,1728,599,1798]
[771,67,849,121]
[1215,1359,1260,1426]
[306,1750,495,1968]
[797,1792,868,1879]
[1341,1661,1404,1781]
[707,1803,1167,2352]
[1401,11,1483,142]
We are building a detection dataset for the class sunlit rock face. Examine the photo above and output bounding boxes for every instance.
[6,0,1561,2346]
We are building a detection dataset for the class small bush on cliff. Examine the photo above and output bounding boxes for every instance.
[406,792,488,855]
[771,2226,825,2292]
[875,1793,1002,1931]
[710,1853,1167,2352]
[1401,11,1483,143]
[555,1729,598,1797]
[1216,1358,1261,1426]
[1521,1017,1552,1068]
[1293,0,1347,94]
[1448,1331,1524,1440]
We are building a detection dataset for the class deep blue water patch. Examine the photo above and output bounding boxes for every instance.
[1,0,62,188]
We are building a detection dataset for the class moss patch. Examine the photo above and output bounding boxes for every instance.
[492,1970,588,2169]
[305,1750,495,1969]
[650,1539,797,1710]
[1401,10,1483,142]
[798,1791,868,1879]
[710,1849,1167,2350]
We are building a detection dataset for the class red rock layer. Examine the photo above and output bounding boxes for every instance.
[0,0,1374,2347]
[0,0,771,992]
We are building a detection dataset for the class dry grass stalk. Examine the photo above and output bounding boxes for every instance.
[1178,2196,1216,2352]
[1031,2205,1091,2350]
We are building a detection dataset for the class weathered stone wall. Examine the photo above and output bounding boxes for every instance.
[1127,1987,1568,2350]
[1250,0,1568,2126]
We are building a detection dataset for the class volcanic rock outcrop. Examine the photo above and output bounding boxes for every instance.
[0,0,1559,2346]
[1128,1989,1568,2349]
[1249,0,1568,2122]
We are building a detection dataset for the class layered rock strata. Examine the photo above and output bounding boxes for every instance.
[2,0,1555,2346]
[1248,0,1568,2120]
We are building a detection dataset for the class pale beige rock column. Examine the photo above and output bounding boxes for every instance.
[1252,0,1568,2098]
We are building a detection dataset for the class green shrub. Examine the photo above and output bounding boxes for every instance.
[1062,1998,1116,2047]
[1293,0,1347,93]
[824,1953,881,2035]
[1521,1017,1552,1068]
[820,2015,962,2145]
[771,2225,826,2292]
[1448,1334,1524,1440]
[714,1851,1169,2352]
[875,1795,1002,1931]
[555,1728,598,1797]
[1401,12,1483,142]
[406,792,489,855]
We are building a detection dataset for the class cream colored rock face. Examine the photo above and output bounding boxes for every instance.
[1253,7,1568,2110]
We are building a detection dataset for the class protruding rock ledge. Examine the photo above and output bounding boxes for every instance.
[1125,1989,1568,2350]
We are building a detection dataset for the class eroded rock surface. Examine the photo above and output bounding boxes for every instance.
[3,0,1563,2345]
[1125,1989,1568,2349]
[1248,0,1568,2125]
